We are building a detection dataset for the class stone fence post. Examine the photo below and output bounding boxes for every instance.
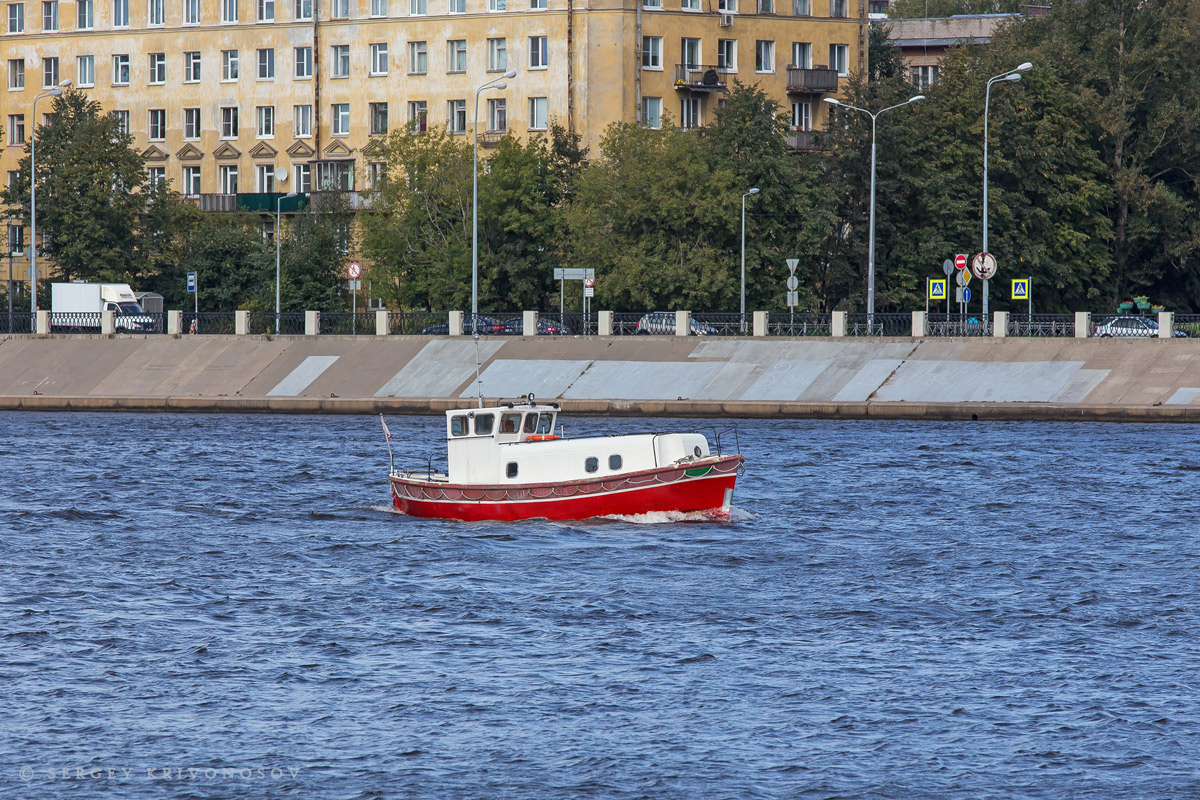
[675,310,691,337]
[993,311,1008,338]
[753,311,767,337]
[598,310,613,336]
[1075,311,1091,338]
[305,310,320,336]
[831,311,847,338]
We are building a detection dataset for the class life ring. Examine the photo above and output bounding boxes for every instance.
[526,434,559,442]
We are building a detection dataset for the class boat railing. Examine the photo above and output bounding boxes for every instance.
[714,426,741,458]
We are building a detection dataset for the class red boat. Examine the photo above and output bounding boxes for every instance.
[383,397,743,522]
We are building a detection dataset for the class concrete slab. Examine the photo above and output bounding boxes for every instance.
[464,359,592,399]
[874,360,1085,403]
[741,360,831,401]
[1166,387,1200,405]
[561,360,726,400]
[375,339,505,398]
[267,356,340,396]
[1050,369,1110,404]
[832,359,906,402]
[692,360,761,401]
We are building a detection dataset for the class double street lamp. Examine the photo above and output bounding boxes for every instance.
[740,187,758,332]
[471,70,516,339]
[982,61,1032,319]
[824,93,923,328]
[30,78,71,329]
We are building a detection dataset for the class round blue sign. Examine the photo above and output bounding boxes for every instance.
[963,287,972,303]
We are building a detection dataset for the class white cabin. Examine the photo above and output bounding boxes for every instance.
[442,402,711,485]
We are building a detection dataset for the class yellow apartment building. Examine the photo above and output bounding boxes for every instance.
[2,0,865,202]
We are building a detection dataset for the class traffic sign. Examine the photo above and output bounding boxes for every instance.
[348,262,361,279]
[928,278,947,301]
[584,286,594,298]
[583,276,595,289]
[187,272,196,292]
[942,259,954,277]
[955,270,968,288]
[962,286,972,303]
[553,268,594,280]
[786,290,798,307]
[786,276,799,291]
[971,252,997,281]
[954,253,968,270]
[786,258,799,274]
[1012,279,1029,300]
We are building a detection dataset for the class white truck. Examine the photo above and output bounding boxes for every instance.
[50,282,160,333]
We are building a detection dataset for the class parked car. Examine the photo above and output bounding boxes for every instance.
[421,315,507,335]
[634,312,719,336]
[501,317,573,336]
[1093,316,1187,338]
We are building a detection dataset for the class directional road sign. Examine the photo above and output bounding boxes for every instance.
[554,268,595,280]
[187,272,197,292]
[971,252,997,281]
[963,286,972,303]
[1012,279,1029,300]
[954,253,968,270]
[928,278,947,301]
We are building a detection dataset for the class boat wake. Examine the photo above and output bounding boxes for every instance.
[602,505,755,525]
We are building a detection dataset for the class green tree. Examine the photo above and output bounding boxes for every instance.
[1,88,147,283]
[280,190,352,312]
[889,0,1030,18]
[177,215,273,312]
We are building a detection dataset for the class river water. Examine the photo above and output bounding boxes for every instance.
[1,412,1198,799]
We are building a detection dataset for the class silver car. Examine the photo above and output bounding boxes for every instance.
[1093,316,1187,338]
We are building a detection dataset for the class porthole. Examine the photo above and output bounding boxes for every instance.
[585,457,599,473]
[609,454,622,470]
[694,446,702,458]
[506,462,519,478]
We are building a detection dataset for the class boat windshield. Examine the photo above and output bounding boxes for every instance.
[500,413,520,433]
[535,413,554,434]
[523,414,537,434]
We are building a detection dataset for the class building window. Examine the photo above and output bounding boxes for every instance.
[77,55,93,86]
[528,96,547,130]
[112,54,129,85]
[830,0,846,16]
[40,56,57,87]
[112,0,127,26]
[294,163,311,193]
[258,0,273,18]
[487,98,506,132]
[408,100,427,131]
[257,48,274,79]
[184,51,200,82]
[529,0,545,8]
[221,0,236,21]
[330,0,346,14]
[448,0,463,12]
[332,44,350,78]
[680,0,698,9]
[8,59,24,90]
[529,36,548,68]
[222,50,239,81]
[791,100,810,130]
[717,39,736,72]
[183,165,201,196]
[681,96,700,129]
[7,114,24,146]
[408,41,427,73]
[256,164,275,192]
[317,160,353,190]
[717,0,734,10]
[409,0,424,14]
[757,0,772,12]
[41,0,56,29]
[220,165,238,194]
[7,2,23,32]
[294,0,311,18]
[641,36,661,69]
[370,43,388,74]
[147,108,166,140]
[643,96,661,128]
[681,38,701,70]
[256,105,274,137]
[487,0,504,9]
[294,104,312,136]
[829,43,848,77]
[911,64,939,89]
[148,52,165,84]
[221,106,238,138]
[447,99,466,133]
[184,0,199,21]
[370,0,386,13]
[77,0,92,27]
[791,41,811,69]
[447,40,466,72]
[112,110,129,135]
[294,47,312,78]
[368,161,386,187]
[755,40,774,73]
[370,101,388,134]
[332,102,349,135]
[147,166,166,187]
[792,0,808,12]
[487,38,506,71]
[183,107,200,139]
[149,0,165,24]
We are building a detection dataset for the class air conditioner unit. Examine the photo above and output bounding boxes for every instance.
[719,12,734,25]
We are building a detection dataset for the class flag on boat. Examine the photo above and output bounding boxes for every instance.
[380,416,392,442]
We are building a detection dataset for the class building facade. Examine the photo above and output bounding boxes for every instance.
[3,0,865,200]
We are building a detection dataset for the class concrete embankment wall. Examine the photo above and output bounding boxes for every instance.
[2,333,1200,421]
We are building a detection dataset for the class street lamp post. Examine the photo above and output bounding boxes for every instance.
[983,61,1032,321]
[275,190,298,333]
[30,79,71,330]
[472,70,516,342]
[824,94,923,329]
[740,187,759,333]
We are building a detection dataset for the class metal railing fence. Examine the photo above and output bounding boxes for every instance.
[245,312,306,335]
[1,312,34,334]
[321,312,376,335]
[388,311,449,335]
[767,312,832,337]
[182,312,236,335]
[1006,313,1074,338]
[50,312,102,332]
[693,312,753,336]
[927,313,991,337]
[846,312,911,337]
[612,312,645,336]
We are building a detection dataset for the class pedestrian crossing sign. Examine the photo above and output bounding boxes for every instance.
[928,278,947,301]
[1012,279,1029,300]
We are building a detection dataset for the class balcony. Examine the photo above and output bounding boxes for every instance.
[186,192,373,213]
[478,132,504,148]
[785,130,822,151]
[674,64,728,92]
[786,66,839,94]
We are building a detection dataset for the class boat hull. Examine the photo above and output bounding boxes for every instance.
[391,455,743,522]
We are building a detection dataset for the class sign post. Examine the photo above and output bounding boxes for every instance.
[1012,277,1031,317]
[553,268,596,334]
[187,271,197,333]
[942,259,954,317]
[971,252,997,323]
[349,262,361,334]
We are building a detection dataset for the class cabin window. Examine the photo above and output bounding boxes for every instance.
[523,414,537,434]
[500,413,520,433]
[475,413,494,435]
[535,413,554,434]
[585,456,599,473]
[450,415,468,436]
[506,461,518,478]
[609,454,622,470]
